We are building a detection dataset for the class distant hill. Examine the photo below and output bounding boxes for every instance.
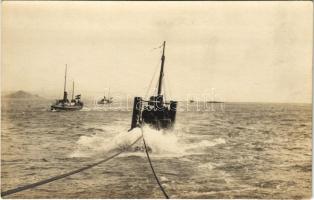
[3,90,43,99]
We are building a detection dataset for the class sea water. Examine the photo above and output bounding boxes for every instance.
[1,99,311,198]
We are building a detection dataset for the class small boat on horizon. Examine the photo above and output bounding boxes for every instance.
[51,65,84,111]
[206,101,224,103]
[97,88,113,105]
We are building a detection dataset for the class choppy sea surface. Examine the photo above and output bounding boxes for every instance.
[1,99,312,198]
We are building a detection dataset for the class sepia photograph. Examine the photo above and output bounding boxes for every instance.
[1,1,312,198]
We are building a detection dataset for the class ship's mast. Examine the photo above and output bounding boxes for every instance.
[64,64,67,93]
[157,41,166,96]
[72,81,74,100]
[63,64,68,101]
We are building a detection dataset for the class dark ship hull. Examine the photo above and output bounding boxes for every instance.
[130,96,177,130]
[97,99,113,105]
[129,41,177,131]
[97,89,113,105]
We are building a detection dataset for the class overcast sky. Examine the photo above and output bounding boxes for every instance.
[2,1,312,103]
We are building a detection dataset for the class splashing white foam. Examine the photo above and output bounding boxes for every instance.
[70,127,141,157]
[140,126,185,156]
[70,125,226,158]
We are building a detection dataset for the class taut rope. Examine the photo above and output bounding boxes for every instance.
[1,136,142,197]
[140,127,170,199]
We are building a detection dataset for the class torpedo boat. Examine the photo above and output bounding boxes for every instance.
[129,41,177,131]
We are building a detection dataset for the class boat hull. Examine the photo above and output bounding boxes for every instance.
[130,96,177,131]
[51,104,83,111]
[142,110,175,130]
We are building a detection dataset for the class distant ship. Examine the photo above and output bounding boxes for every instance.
[206,101,224,103]
[129,41,177,131]
[51,65,83,111]
[189,100,195,103]
[97,89,113,105]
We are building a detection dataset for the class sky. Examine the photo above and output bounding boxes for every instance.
[2,1,313,103]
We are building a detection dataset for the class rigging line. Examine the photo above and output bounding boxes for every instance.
[150,43,163,51]
[152,74,159,97]
[163,78,167,102]
[145,61,160,99]
[165,75,172,100]
[140,127,170,199]
[145,48,163,99]
[154,79,159,95]
[1,136,143,197]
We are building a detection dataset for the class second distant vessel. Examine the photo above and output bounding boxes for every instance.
[97,88,113,105]
[51,65,84,111]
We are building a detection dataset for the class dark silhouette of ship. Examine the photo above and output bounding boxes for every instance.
[206,101,224,103]
[51,65,83,111]
[129,41,177,131]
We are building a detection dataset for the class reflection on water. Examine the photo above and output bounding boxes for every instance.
[1,99,311,198]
